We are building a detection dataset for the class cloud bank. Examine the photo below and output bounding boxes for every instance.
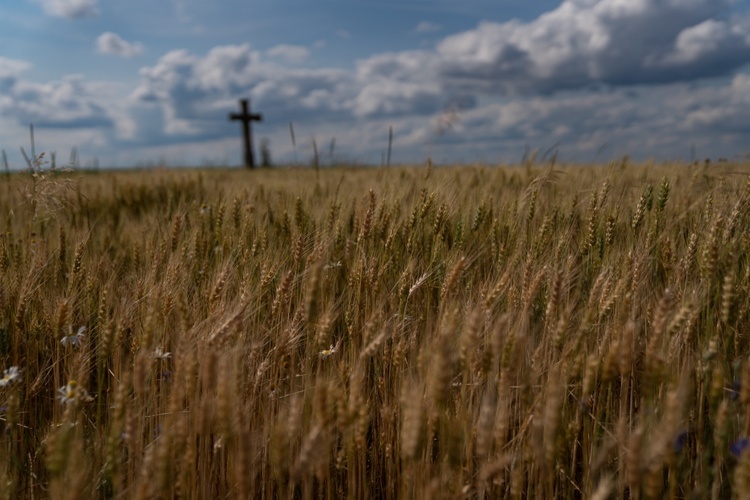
[130,0,750,142]
[6,0,750,166]
[433,0,750,94]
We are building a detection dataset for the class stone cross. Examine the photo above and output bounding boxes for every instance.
[229,99,263,169]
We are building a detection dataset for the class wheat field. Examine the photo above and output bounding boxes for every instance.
[1,161,750,499]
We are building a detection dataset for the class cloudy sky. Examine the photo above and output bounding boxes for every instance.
[2,0,750,168]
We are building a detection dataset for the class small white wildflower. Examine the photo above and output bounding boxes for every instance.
[213,436,224,451]
[0,366,21,387]
[61,326,86,348]
[154,348,172,360]
[57,380,92,405]
[393,313,413,322]
[324,261,342,270]
[319,344,336,359]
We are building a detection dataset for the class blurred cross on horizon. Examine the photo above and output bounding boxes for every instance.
[229,99,263,169]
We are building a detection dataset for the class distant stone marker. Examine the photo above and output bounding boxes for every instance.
[229,99,263,169]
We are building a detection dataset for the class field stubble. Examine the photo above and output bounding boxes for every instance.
[1,162,750,498]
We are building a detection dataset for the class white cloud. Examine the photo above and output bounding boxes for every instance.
[353,51,446,117]
[356,50,437,83]
[414,21,443,35]
[0,57,31,92]
[653,18,750,76]
[410,78,750,162]
[96,33,144,58]
[132,45,357,136]
[435,0,750,94]
[415,21,441,34]
[0,58,135,145]
[37,0,98,18]
[267,45,311,64]
[9,76,112,129]
[0,57,31,78]
[354,81,442,118]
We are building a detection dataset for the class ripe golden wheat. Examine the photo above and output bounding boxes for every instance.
[0,161,749,498]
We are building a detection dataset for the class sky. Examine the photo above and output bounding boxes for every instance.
[2,0,750,168]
